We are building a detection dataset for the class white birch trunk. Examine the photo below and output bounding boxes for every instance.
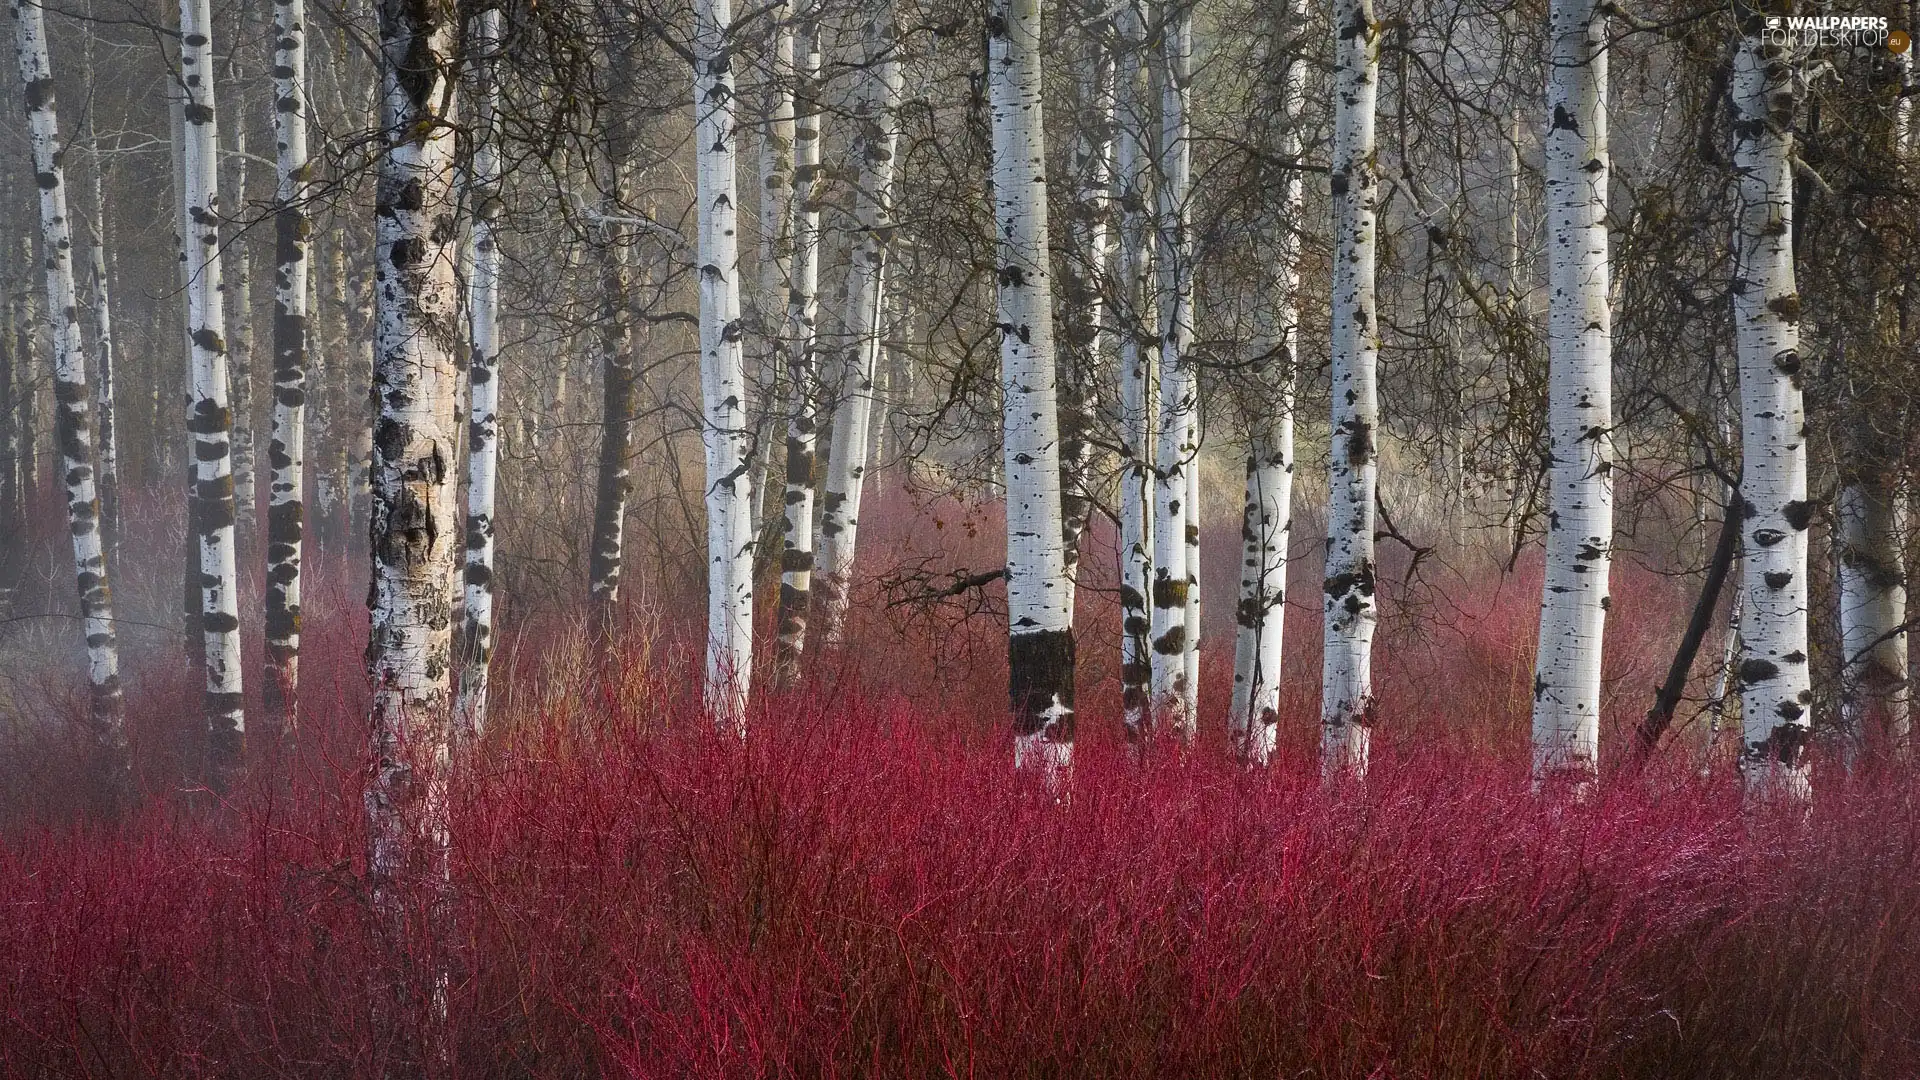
[1530,0,1613,791]
[11,0,126,796]
[1114,0,1153,738]
[814,8,901,648]
[1320,0,1380,777]
[179,0,245,779]
[456,6,502,743]
[774,9,823,679]
[1149,2,1199,739]
[1837,473,1907,761]
[991,0,1075,776]
[1228,0,1307,765]
[749,4,796,549]
[263,0,309,745]
[1730,26,1812,804]
[366,0,459,1019]
[225,81,257,539]
[83,127,119,577]
[695,0,756,732]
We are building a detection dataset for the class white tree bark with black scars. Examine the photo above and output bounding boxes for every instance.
[1730,26,1812,803]
[748,0,795,548]
[264,0,309,746]
[1150,0,1199,739]
[1531,0,1613,791]
[1321,0,1379,777]
[990,0,1075,773]
[457,5,502,743]
[1114,0,1153,739]
[694,0,755,731]
[224,50,257,539]
[586,176,636,635]
[774,8,822,679]
[1228,0,1307,766]
[11,0,126,793]
[179,0,245,779]
[83,124,120,577]
[814,1,900,649]
[366,0,459,1027]
[1837,458,1907,759]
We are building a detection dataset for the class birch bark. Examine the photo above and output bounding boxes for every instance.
[814,6,901,648]
[1321,0,1379,776]
[179,0,245,781]
[774,8,822,679]
[457,5,502,743]
[1531,0,1613,791]
[695,0,756,730]
[991,0,1075,775]
[264,0,309,745]
[1114,0,1153,739]
[11,0,126,796]
[1730,23,1812,803]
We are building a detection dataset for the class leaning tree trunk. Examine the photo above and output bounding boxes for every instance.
[11,0,126,801]
[1149,2,1199,739]
[814,3,901,650]
[366,2,460,1066]
[1321,0,1380,777]
[456,4,502,744]
[694,0,756,732]
[263,0,308,748]
[179,0,245,783]
[773,8,823,680]
[1114,0,1153,740]
[1730,22,1811,804]
[83,126,120,577]
[990,0,1075,777]
[1530,0,1613,792]
[1228,0,1307,767]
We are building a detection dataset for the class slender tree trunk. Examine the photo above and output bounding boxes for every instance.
[695,0,756,731]
[814,6,901,649]
[1730,21,1811,804]
[84,153,120,578]
[263,0,309,748]
[774,9,822,680]
[11,0,126,802]
[749,5,796,553]
[1228,0,1307,766]
[991,0,1074,777]
[1837,464,1908,761]
[1057,13,1113,612]
[1531,0,1613,792]
[1321,0,1380,777]
[586,205,636,636]
[179,0,245,783]
[1149,1,1199,739]
[1114,1,1153,739]
[225,53,257,543]
[13,240,37,512]
[456,5,502,744]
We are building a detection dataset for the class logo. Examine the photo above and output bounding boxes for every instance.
[1762,14,1906,53]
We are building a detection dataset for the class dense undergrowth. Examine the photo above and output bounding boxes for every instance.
[0,489,1913,1077]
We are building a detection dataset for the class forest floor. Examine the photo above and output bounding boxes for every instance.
[0,487,1914,1077]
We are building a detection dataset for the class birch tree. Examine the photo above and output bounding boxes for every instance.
[179,0,245,780]
[694,0,756,730]
[1228,0,1308,767]
[11,0,125,795]
[1149,0,1199,738]
[1530,0,1613,791]
[263,0,309,744]
[774,7,822,679]
[990,0,1075,774]
[1320,0,1379,777]
[814,2,902,648]
[1730,21,1811,803]
[1114,0,1153,738]
[457,5,502,743]
[365,0,460,1005]
[224,48,257,539]
[586,182,637,637]
[83,122,119,575]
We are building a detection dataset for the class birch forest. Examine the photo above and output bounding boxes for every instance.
[1,0,1919,1073]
